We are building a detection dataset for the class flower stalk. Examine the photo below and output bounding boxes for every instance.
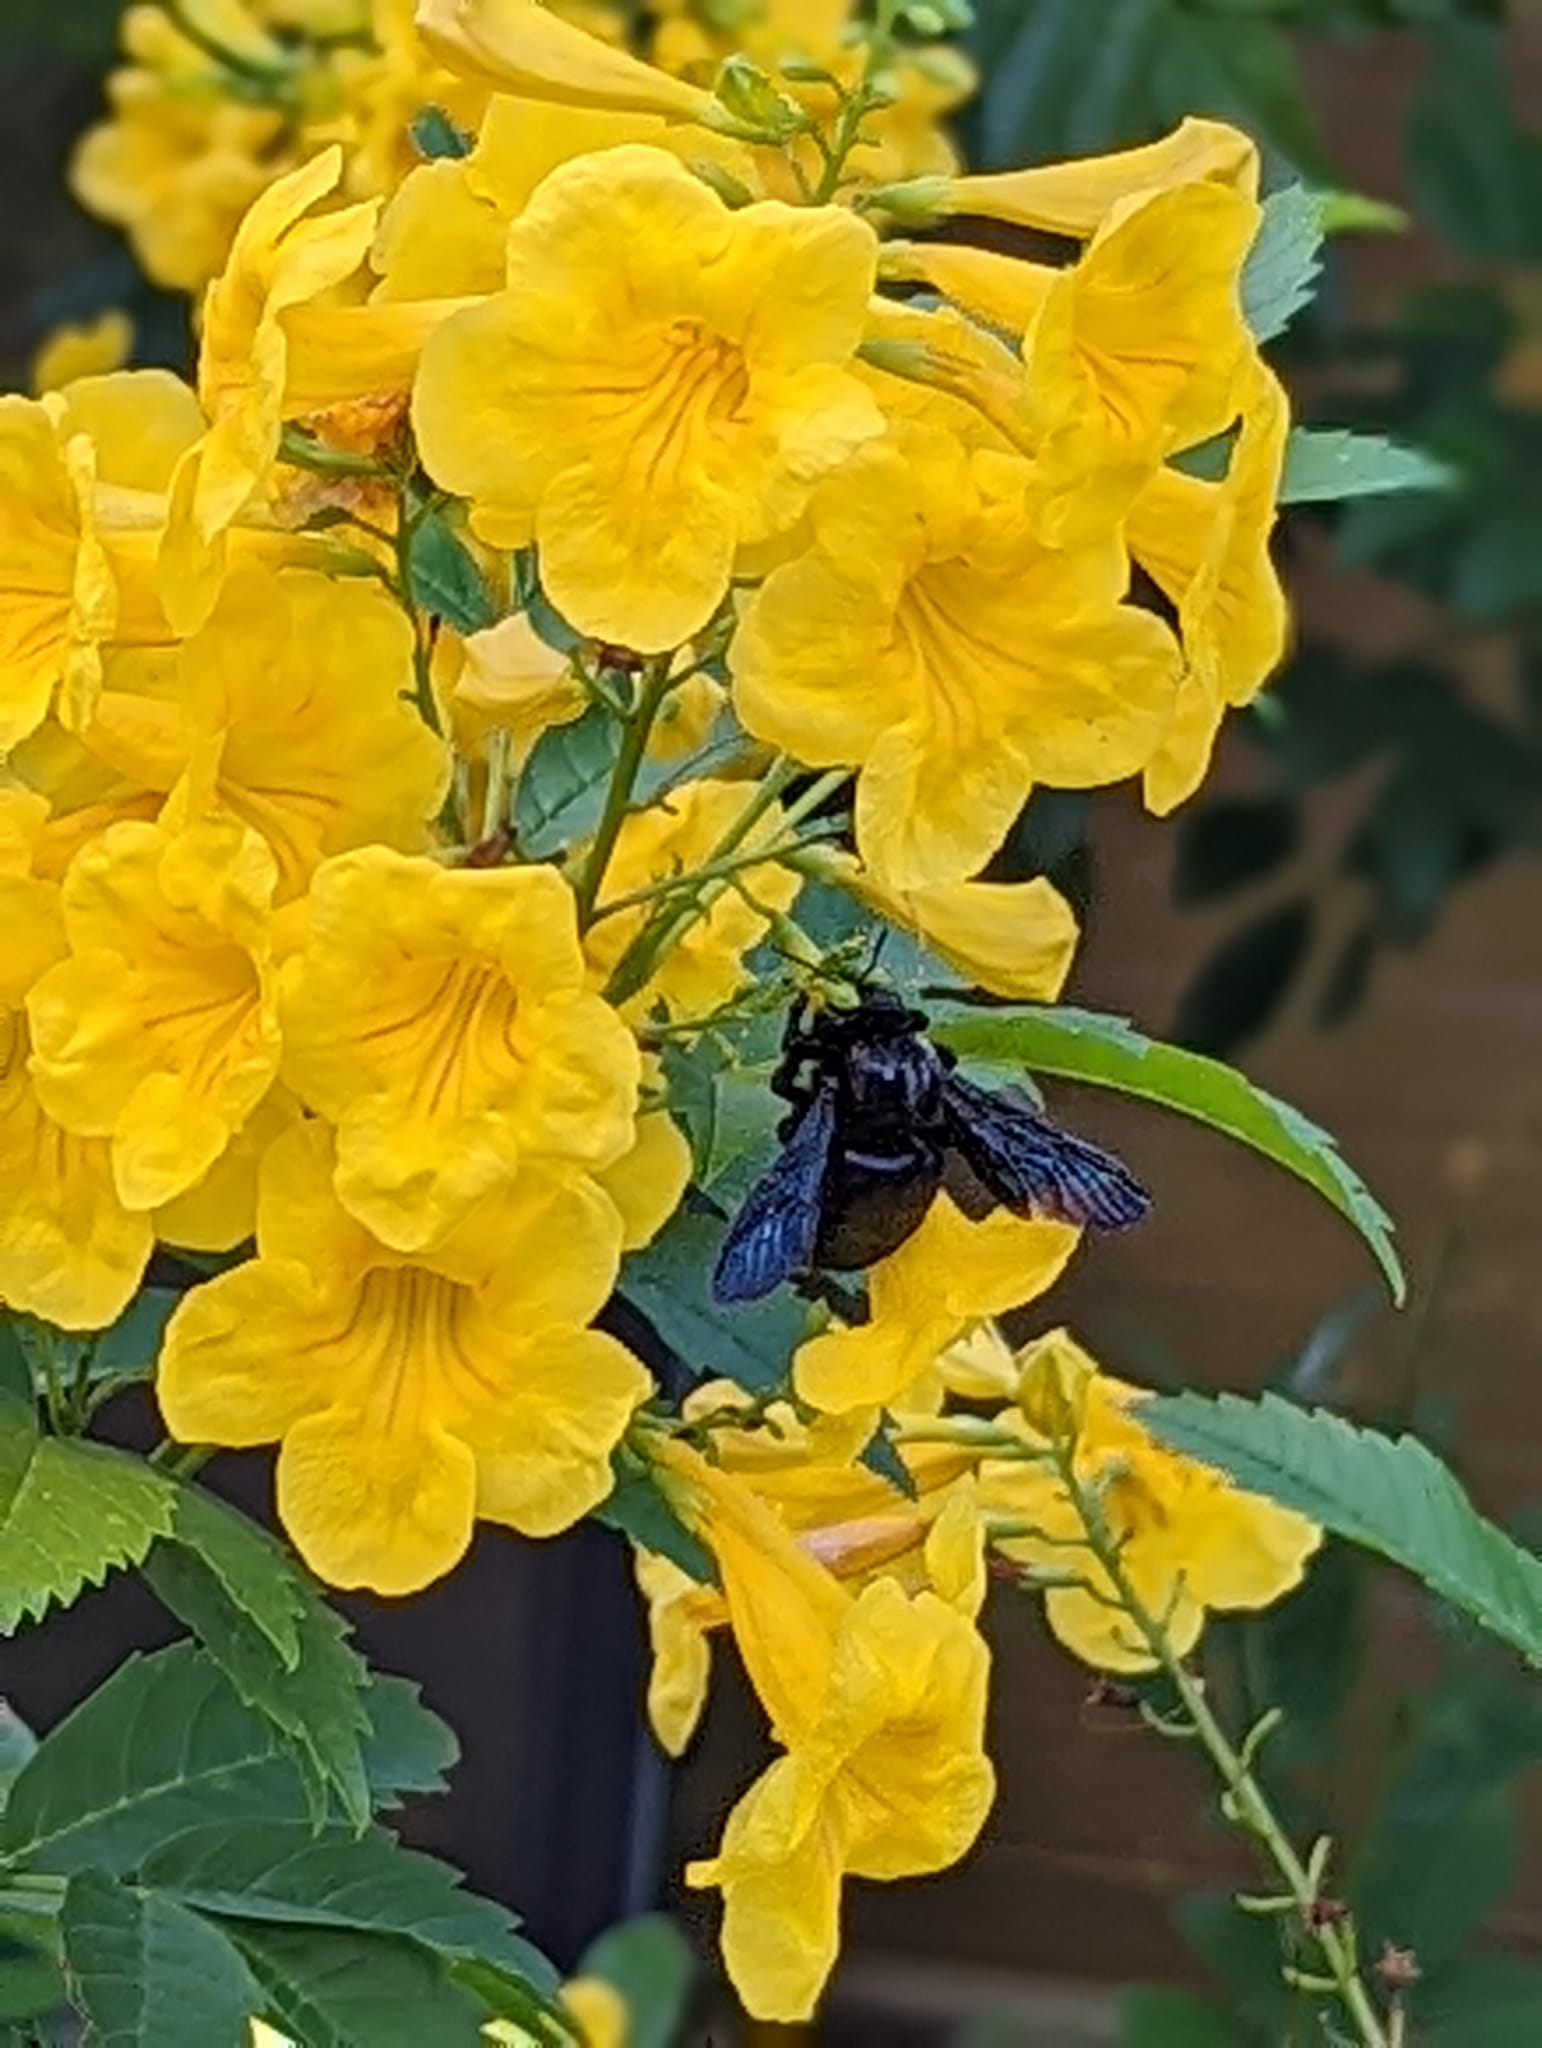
[573,657,677,926]
[1053,1445,1391,2048]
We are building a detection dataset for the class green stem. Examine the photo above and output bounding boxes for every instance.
[149,1440,214,1480]
[393,487,449,745]
[1057,1451,1389,2048]
[573,659,676,927]
[164,0,293,84]
[587,826,842,921]
[601,761,845,1007]
[809,17,894,203]
[279,425,390,479]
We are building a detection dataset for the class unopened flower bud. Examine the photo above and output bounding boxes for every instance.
[711,56,811,144]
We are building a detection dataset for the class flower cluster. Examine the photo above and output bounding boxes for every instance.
[8,0,1305,2024]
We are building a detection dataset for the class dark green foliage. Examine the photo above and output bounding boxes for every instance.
[405,509,498,636]
[2,1645,559,2046]
[1143,1391,1542,1662]
[621,1194,807,1393]
[1171,898,1313,1056]
[596,1453,717,1585]
[1174,796,1300,906]
[513,708,620,859]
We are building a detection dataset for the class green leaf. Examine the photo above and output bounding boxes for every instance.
[577,1915,695,2048]
[1141,1391,1542,1664]
[0,1703,37,1808]
[227,1922,489,2048]
[0,1395,177,1633]
[141,1519,371,1828]
[61,1871,260,2048]
[930,1002,1406,1305]
[359,1678,459,1810]
[1242,183,1324,344]
[160,1486,304,1667]
[621,1198,805,1393]
[0,1322,31,1407]
[89,1289,183,1386]
[406,508,497,635]
[1279,427,1456,503]
[1419,1954,1542,2047]
[1118,1985,1234,2048]
[0,1644,306,1874]
[0,1922,65,2027]
[857,1419,918,1501]
[596,1457,716,1586]
[140,1820,556,1992]
[1354,1779,1517,1968]
[513,706,620,859]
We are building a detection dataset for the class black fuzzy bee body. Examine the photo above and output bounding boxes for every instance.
[711,989,1150,1306]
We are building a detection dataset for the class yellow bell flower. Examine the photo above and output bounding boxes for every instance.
[858,295,1028,451]
[1021,180,1262,545]
[0,400,118,752]
[6,709,163,883]
[984,1330,1321,1674]
[924,115,1259,237]
[163,147,380,632]
[416,0,716,122]
[670,1450,994,2023]
[794,1191,1080,1416]
[158,1120,652,1593]
[440,611,587,760]
[413,144,882,652]
[1130,360,1291,815]
[31,313,136,397]
[731,422,1178,890]
[85,562,449,901]
[51,367,207,500]
[152,1084,302,1255]
[374,92,714,300]
[71,6,294,294]
[582,779,802,1022]
[25,814,282,1212]
[0,372,220,747]
[279,849,640,1250]
[0,790,153,1329]
[879,240,1056,343]
[810,847,1079,1003]
[596,1099,692,1251]
[634,1546,723,1758]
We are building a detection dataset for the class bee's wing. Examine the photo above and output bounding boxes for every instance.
[711,1083,838,1303]
[941,1074,1149,1231]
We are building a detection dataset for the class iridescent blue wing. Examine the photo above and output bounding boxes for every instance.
[711,1084,837,1303]
[941,1074,1149,1231]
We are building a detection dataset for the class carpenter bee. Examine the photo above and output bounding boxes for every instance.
[711,988,1149,1305]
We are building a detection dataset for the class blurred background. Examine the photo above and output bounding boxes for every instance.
[4,2,1542,2042]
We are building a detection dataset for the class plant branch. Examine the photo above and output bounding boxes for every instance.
[1055,1448,1390,2048]
[601,762,846,1006]
[573,658,677,927]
